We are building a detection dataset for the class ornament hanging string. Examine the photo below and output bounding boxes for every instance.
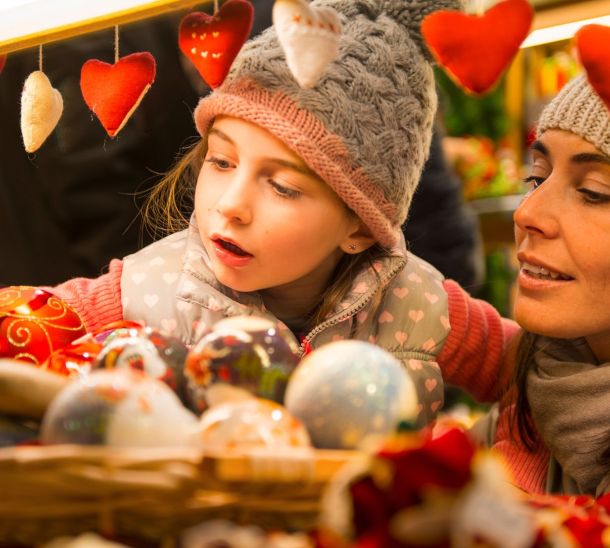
[38,44,43,71]
[114,25,120,63]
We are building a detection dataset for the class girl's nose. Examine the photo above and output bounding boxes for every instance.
[215,177,252,225]
[513,179,560,239]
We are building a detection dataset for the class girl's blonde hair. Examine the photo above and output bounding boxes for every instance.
[142,138,396,330]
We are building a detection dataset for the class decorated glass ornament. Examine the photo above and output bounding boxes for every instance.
[92,326,190,408]
[88,320,144,344]
[42,321,145,377]
[0,286,86,366]
[41,369,197,447]
[284,341,418,450]
[43,341,103,377]
[185,316,299,414]
[0,413,39,447]
[194,398,310,452]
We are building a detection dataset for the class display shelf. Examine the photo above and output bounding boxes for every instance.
[0,0,206,56]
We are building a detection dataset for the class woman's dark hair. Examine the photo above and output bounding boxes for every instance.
[510,330,540,451]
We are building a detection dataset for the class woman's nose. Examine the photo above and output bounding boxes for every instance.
[513,179,559,239]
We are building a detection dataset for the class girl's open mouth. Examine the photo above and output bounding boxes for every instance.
[217,239,251,257]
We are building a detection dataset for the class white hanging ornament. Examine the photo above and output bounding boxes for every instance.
[20,70,63,153]
[273,0,341,89]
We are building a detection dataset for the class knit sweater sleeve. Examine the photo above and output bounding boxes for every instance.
[46,259,124,333]
[437,279,521,402]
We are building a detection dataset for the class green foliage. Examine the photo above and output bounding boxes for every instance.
[435,67,510,143]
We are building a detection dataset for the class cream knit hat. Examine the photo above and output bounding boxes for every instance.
[538,74,610,158]
[194,0,463,248]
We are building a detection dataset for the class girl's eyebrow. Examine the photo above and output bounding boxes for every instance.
[208,127,233,144]
[208,127,315,176]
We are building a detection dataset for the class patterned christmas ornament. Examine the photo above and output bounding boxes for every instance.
[20,70,63,152]
[80,52,156,137]
[576,24,610,112]
[0,286,86,366]
[273,0,342,89]
[92,326,190,409]
[185,315,300,414]
[194,398,311,452]
[422,0,533,95]
[285,340,418,449]
[178,0,254,89]
[41,369,197,447]
[43,340,103,377]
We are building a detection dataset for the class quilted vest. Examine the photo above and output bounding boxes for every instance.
[121,222,450,426]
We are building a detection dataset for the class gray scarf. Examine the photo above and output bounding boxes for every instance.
[528,336,610,496]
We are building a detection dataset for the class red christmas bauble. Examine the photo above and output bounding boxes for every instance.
[0,286,86,366]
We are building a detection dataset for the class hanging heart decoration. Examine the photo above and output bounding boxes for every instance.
[80,52,156,137]
[575,24,610,112]
[421,0,533,95]
[0,55,7,74]
[273,0,342,89]
[20,70,63,153]
[178,0,254,89]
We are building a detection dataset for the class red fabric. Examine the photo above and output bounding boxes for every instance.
[80,52,156,137]
[439,279,520,402]
[421,0,533,95]
[179,0,253,89]
[440,280,551,493]
[47,259,124,333]
[576,25,610,111]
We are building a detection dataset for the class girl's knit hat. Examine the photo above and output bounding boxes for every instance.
[537,74,610,158]
[194,0,463,248]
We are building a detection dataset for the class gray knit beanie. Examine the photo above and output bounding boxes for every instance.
[538,74,610,158]
[194,0,463,248]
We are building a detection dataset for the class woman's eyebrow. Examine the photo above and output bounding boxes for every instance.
[571,152,610,166]
[530,140,548,156]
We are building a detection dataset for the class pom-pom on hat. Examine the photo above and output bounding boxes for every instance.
[194,0,464,248]
[538,74,610,158]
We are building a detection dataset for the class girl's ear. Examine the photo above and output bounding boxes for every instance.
[340,221,377,254]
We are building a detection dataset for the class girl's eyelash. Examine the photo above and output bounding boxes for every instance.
[270,180,300,199]
[205,156,232,169]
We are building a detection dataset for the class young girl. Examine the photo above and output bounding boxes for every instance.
[490,74,610,496]
[46,0,517,428]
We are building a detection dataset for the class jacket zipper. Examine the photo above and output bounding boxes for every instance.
[297,256,407,358]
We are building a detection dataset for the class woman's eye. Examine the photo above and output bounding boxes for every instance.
[205,156,233,170]
[523,175,546,190]
[577,188,610,204]
[270,180,300,199]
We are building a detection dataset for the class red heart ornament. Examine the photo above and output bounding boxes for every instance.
[80,52,156,137]
[422,0,533,95]
[0,55,7,74]
[576,24,610,112]
[179,0,254,89]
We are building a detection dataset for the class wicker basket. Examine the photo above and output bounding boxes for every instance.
[0,443,360,545]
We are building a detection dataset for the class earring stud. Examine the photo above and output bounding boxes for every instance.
[348,243,357,251]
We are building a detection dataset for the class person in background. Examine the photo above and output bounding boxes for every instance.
[41,0,518,429]
[0,16,200,286]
